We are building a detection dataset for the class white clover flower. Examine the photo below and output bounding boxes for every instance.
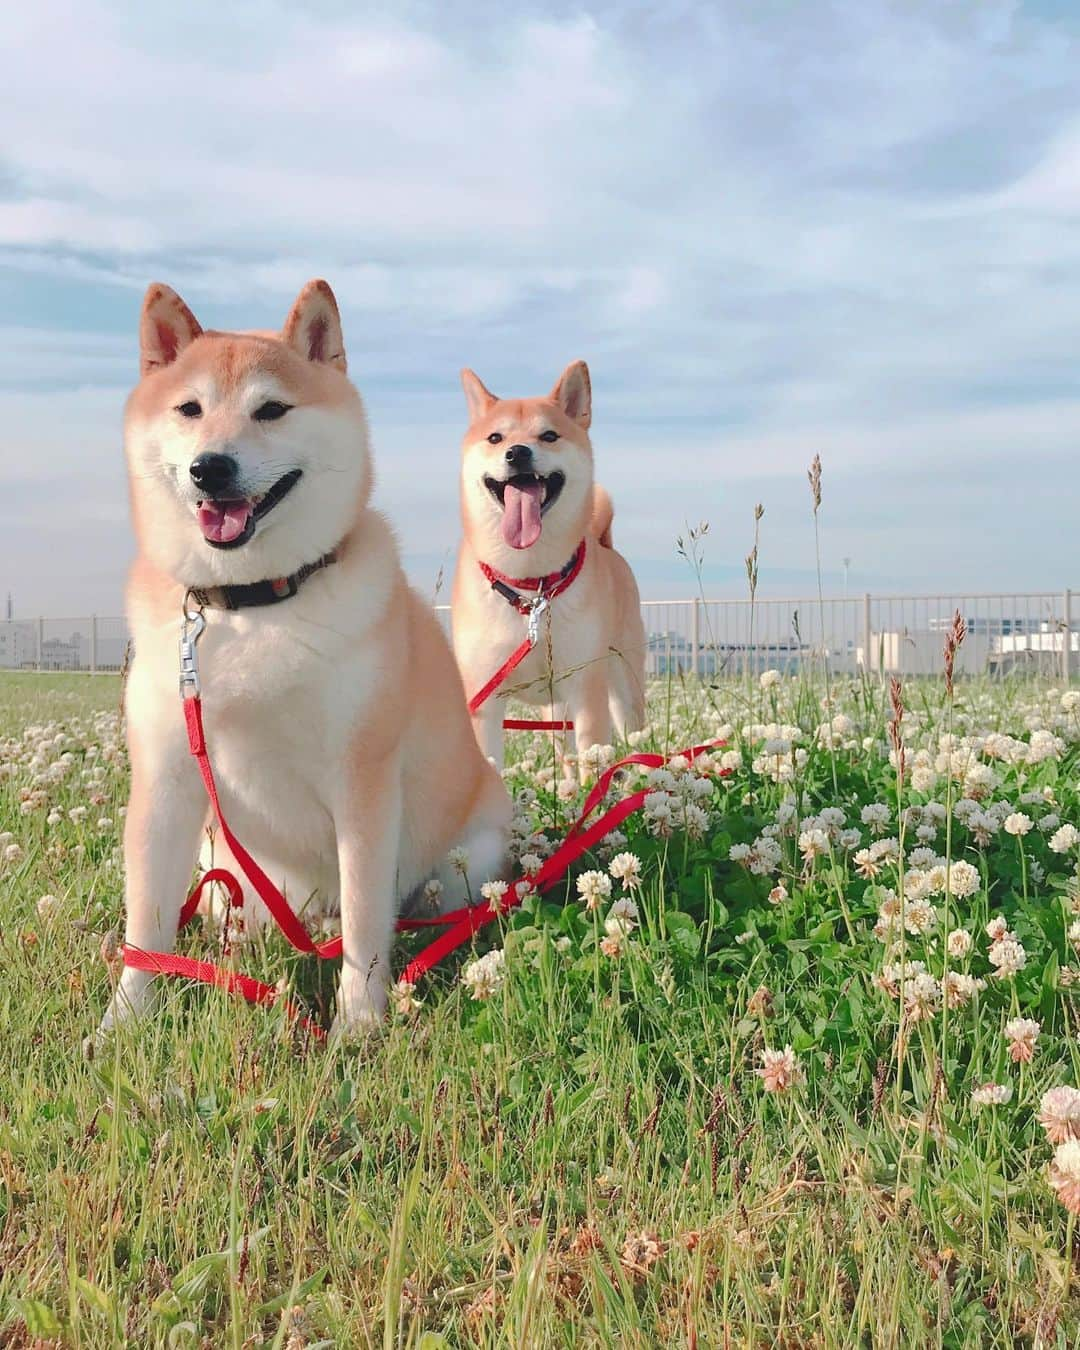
[1050,1140,1080,1216]
[971,1082,1013,1108]
[447,845,470,874]
[390,979,422,1016]
[768,883,789,905]
[1050,824,1080,854]
[729,843,751,864]
[480,880,510,914]
[1039,1086,1080,1144]
[643,791,676,838]
[609,852,642,888]
[988,937,1027,979]
[860,803,891,834]
[948,861,981,899]
[903,971,941,1022]
[986,915,1011,943]
[756,1045,803,1092]
[946,929,973,959]
[576,870,613,910]
[36,894,61,920]
[1039,813,1062,833]
[798,828,830,862]
[943,971,985,1008]
[1003,813,1033,837]
[1004,1017,1040,1063]
[461,949,507,1000]
[2,843,25,866]
[684,804,710,839]
[519,853,542,877]
[605,896,639,937]
[759,669,782,689]
[904,901,936,935]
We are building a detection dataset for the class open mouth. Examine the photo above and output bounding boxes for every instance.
[196,470,303,549]
[483,471,565,550]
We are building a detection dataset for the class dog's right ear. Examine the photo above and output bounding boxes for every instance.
[461,368,497,422]
[139,284,203,377]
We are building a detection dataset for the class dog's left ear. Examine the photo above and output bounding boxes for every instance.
[282,280,347,373]
[550,360,591,429]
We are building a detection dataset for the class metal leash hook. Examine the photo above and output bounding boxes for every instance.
[179,591,206,698]
[526,594,550,647]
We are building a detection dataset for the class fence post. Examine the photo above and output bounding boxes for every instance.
[90,615,97,674]
[37,616,44,671]
[1064,589,1073,683]
[691,598,700,678]
[862,593,872,672]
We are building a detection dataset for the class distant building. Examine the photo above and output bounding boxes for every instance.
[0,621,36,669]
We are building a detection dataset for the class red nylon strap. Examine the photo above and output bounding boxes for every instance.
[122,685,725,1030]
[400,740,725,983]
[467,636,535,715]
[181,696,344,961]
[502,719,574,731]
[478,540,586,602]
[121,944,324,1039]
[468,542,586,716]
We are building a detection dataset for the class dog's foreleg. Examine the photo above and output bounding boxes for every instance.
[572,665,613,777]
[471,701,505,774]
[332,756,403,1036]
[98,733,207,1038]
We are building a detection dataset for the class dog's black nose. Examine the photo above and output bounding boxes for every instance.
[189,453,239,494]
[505,444,533,471]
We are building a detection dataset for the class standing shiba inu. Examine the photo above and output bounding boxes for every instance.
[451,361,646,771]
[99,280,509,1040]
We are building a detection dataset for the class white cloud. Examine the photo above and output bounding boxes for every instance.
[3,0,1080,612]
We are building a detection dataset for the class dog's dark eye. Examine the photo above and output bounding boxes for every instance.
[176,400,202,418]
[539,430,559,443]
[487,431,504,445]
[253,401,292,422]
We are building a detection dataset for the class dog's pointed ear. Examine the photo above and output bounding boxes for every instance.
[550,360,591,429]
[282,279,347,373]
[461,368,497,422]
[139,284,203,377]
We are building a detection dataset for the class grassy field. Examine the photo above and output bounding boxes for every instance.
[3,666,1080,1347]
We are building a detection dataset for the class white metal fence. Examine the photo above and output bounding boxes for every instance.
[2,589,1076,679]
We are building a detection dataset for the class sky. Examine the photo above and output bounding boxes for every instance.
[2,0,1080,617]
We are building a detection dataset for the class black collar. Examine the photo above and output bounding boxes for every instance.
[186,550,338,611]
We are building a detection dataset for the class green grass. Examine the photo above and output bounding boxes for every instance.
[2,669,1080,1347]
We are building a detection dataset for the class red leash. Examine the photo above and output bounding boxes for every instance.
[468,542,586,729]
[120,597,726,1034]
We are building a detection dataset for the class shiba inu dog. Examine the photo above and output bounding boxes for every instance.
[99,280,509,1039]
[451,361,646,771]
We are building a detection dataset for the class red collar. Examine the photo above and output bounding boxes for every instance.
[478,540,586,612]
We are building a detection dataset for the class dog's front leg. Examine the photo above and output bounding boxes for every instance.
[471,700,505,774]
[332,755,403,1037]
[98,728,207,1038]
[571,664,613,774]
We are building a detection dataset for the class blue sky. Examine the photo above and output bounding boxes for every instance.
[2,0,1080,615]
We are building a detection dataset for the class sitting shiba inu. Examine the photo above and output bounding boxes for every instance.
[99,280,509,1039]
[451,361,646,771]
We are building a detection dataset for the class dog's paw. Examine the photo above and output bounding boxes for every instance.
[329,1006,386,1046]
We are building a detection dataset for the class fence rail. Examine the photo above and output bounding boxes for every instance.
[2,589,1077,679]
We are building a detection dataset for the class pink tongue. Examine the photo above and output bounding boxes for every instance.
[197,499,252,544]
[501,481,543,550]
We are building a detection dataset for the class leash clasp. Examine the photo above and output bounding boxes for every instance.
[526,595,550,647]
[179,595,207,698]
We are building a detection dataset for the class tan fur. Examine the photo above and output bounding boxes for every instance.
[451,361,646,772]
[100,280,509,1041]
